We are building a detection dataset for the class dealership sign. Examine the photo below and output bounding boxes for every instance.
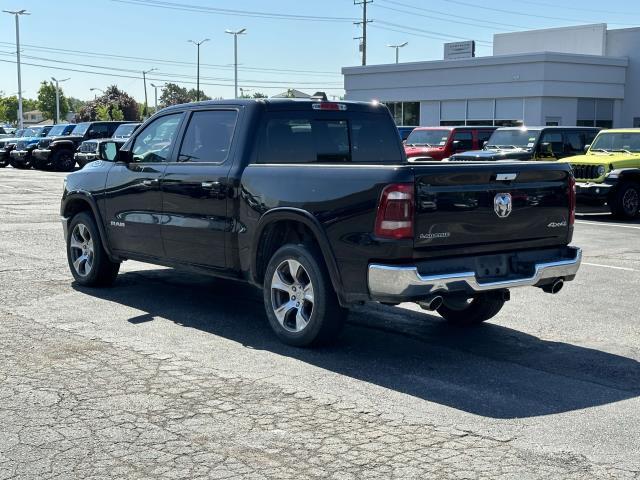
[444,41,476,60]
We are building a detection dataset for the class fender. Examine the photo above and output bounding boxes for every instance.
[61,190,118,262]
[251,207,345,304]
[51,139,77,150]
[605,168,640,188]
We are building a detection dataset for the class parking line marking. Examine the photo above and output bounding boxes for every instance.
[576,220,640,230]
[583,262,637,272]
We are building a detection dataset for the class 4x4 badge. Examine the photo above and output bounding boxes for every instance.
[494,193,513,218]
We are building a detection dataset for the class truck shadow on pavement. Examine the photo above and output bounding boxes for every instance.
[74,268,640,420]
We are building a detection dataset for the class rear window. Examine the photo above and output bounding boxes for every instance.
[257,113,402,164]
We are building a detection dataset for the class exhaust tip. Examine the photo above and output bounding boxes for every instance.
[418,295,444,311]
[542,279,564,294]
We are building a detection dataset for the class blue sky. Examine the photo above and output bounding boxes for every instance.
[1,0,639,103]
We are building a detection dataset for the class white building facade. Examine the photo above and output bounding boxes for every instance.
[342,24,640,129]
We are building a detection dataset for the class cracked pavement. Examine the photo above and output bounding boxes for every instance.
[1,168,639,479]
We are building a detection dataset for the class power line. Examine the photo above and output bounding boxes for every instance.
[376,0,525,30]
[111,0,357,22]
[0,41,343,77]
[0,58,344,92]
[442,0,633,26]
[0,51,344,86]
[376,20,493,45]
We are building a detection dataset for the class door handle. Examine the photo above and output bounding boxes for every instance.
[201,181,221,189]
[142,179,159,186]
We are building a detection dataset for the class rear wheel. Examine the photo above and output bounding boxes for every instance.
[9,159,30,169]
[437,292,505,326]
[53,149,76,172]
[67,212,120,287]
[263,244,346,347]
[609,182,640,219]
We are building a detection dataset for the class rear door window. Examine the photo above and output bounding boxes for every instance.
[178,110,238,163]
[452,131,473,152]
[563,131,584,154]
[477,130,494,148]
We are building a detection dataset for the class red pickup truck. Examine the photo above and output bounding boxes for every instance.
[405,126,497,161]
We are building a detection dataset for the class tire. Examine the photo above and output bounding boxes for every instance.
[263,244,346,347]
[9,159,29,170]
[67,212,120,287]
[609,182,640,219]
[437,292,505,326]
[52,149,76,172]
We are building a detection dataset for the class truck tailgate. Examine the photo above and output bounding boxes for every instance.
[413,163,572,250]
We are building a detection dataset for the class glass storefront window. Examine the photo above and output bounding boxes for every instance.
[383,102,420,126]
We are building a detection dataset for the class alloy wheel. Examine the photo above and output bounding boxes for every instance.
[69,223,95,277]
[270,259,315,333]
[622,187,639,215]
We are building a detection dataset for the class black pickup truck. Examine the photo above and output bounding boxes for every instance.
[60,99,581,347]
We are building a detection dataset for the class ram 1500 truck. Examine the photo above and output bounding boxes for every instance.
[60,99,582,347]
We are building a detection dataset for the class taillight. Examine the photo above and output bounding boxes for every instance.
[568,174,576,226]
[374,183,414,239]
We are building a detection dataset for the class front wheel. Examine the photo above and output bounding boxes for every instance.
[437,292,505,326]
[67,212,120,287]
[52,149,76,172]
[263,244,346,347]
[609,182,640,219]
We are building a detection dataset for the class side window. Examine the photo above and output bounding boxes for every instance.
[178,110,238,163]
[539,131,563,156]
[351,116,402,162]
[132,113,182,163]
[477,130,493,148]
[563,132,582,153]
[87,124,109,139]
[452,131,473,152]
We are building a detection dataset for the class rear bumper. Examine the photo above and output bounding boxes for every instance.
[368,246,581,302]
[9,149,31,162]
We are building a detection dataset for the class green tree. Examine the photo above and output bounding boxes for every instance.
[67,97,86,113]
[187,88,211,102]
[253,92,267,99]
[37,81,69,122]
[0,96,19,123]
[76,85,139,122]
[159,83,191,107]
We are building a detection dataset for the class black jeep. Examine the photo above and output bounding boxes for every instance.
[75,123,141,168]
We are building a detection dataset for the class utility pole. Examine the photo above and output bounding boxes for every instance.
[51,77,69,124]
[225,28,246,99]
[142,68,157,118]
[353,0,373,66]
[90,87,104,100]
[3,9,30,130]
[188,39,209,102]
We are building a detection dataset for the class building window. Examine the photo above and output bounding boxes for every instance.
[384,102,420,126]
[634,118,640,128]
[494,120,523,127]
[577,98,613,128]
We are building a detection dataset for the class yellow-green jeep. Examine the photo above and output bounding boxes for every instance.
[561,129,640,219]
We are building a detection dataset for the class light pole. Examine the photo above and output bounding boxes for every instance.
[150,83,162,112]
[225,28,246,99]
[188,39,209,102]
[51,77,70,124]
[387,42,408,64]
[3,9,30,130]
[142,68,157,118]
[90,87,104,100]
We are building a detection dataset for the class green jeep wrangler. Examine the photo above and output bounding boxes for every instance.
[562,129,640,219]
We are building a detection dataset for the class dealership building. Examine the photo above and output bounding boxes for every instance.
[342,24,640,129]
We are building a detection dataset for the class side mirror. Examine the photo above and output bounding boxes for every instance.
[584,144,591,153]
[99,141,130,162]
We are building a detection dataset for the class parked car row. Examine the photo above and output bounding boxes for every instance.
[0,121,140,171]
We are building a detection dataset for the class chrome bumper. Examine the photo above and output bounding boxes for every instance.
[368,247,582,300]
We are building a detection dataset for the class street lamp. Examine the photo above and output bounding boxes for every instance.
[90,87,104,100]
[188,39,209,102]
[142,68,157,118]
[3,9,30,130]
[150,83,163,113]
[225,28,246,99]
[387,41,408,64]
[51,77,70,124]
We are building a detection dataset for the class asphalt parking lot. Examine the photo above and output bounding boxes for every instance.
[0,167,639,479]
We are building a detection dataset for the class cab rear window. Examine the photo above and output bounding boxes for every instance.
[257,113,402,164]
